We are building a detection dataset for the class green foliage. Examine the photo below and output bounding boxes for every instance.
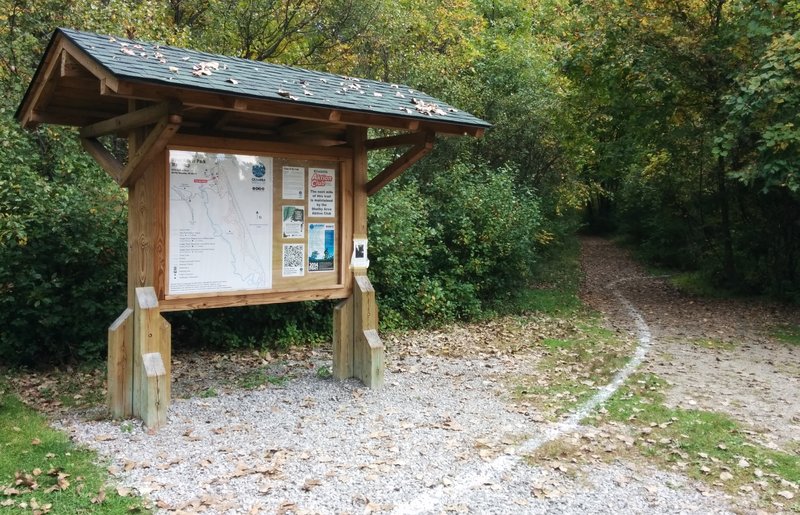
[369,160,544,328]
[167,301,332,352]
[0,115,127,365]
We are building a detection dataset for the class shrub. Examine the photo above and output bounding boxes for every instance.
[0,120,127,366]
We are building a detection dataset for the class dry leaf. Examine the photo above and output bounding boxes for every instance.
[90,489,106,504]
[777,490,795,500]
[301,479,321,492]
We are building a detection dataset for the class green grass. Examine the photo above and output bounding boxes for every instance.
[0,385,148,513]
[687,337,736,350]
[236,368,289,389]
[512,316,633,419]
[496,237,583,317]
[772,324,800,346]
[668,271,737,298]
[602,373,800,508]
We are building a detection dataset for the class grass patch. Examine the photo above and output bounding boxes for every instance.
[236,368,289,389]
[772,324,800,346]
[511,315,634,420]
[601,373,800,507]
[668,271,737,298]
[501,237,583,317]
[686,337,736,350]
[0,383,147,513]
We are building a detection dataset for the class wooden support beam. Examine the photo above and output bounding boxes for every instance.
[81,137,124,183]
[353,275,384,388]
[120,114,182,187]
[132,287,171,429]
[60,51,89,78]
[79,101,181,139]
[332,297,354,380]
[365,132,435,196]
[107,308,133,418]
[279,119,339,137]
[212,110,235,131]
[365,132,425,150]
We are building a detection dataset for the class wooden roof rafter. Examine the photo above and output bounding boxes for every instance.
[79,100,183,186]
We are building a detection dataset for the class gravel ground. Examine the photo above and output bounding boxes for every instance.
[56,348,737,514]
[50,236,797,513]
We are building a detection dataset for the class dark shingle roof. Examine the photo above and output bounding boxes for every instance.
[57,28,490,130]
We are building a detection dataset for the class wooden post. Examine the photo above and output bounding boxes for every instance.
[332,126,384,387]
[353,276,384,388]
[131,287,170,429]
[107,308,133,418]
[332,297,354,379]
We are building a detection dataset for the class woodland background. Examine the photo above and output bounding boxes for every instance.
[0,0,798,365]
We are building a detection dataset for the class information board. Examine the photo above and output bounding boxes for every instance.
[168,150,273,295]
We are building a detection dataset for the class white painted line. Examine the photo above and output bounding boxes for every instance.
[393,275,657,515]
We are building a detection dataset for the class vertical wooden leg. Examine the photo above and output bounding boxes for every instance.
[129,286,171,429]
[332,297,354,380]
[108,308,133,418]
[353,275,384,388]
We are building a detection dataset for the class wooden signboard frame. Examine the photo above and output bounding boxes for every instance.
[106,127,382,429]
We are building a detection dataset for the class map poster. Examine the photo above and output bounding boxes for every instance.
[168,150,273,295]
[308,223,335,272]
[282,243,305,277]
[282,166,305,200]
[282,206,305,239]
[308,168,335,217]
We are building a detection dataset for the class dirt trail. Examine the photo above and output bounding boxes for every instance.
[580,236,800,452]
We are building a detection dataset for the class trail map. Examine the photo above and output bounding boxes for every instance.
[168,150,273,295]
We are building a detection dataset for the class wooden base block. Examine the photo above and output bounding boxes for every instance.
[139,352,167,430]
[332,297,354,380]
[108,308,133,418]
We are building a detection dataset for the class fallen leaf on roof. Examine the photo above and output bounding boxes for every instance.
[169,66,179,73]
[227,78,240,85]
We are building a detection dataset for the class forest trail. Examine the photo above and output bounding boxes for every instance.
[580,236,800,452]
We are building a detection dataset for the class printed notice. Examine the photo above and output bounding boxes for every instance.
[168,150,272,295]
[309,168,335,217]
[308,223,335,272]
[282,243,305,277]
[282,166,305,200]
[282,206,305,239]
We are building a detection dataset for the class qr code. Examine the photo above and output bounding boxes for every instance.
[282,244,304,276]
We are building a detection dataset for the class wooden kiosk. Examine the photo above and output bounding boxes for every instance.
[17,28,489,429]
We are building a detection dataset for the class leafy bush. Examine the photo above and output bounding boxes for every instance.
[369,159,544,328]
[0,118,127,366]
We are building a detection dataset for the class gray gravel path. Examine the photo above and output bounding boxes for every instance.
[57,348,736,514]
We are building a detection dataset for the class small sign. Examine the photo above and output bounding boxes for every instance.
[351,238,369,268]
[308,223,335,272]
[282,166,305,200]
[282,206,305,239]
[309,168,335,217]
[282,243,305,277]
